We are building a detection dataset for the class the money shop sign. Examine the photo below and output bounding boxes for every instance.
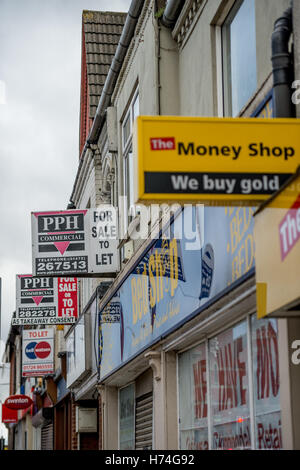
[13,275,79,326]
[133,116,300,205]
[31,208,119,276]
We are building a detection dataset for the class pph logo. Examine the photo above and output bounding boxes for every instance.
[150,137,175,150]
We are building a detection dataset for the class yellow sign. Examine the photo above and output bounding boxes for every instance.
[133,116,300,205]
[254,170,300,318]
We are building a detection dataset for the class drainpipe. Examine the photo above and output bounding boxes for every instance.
[161,0,185,28]
[271,3,295,117]
[87,0,145,145]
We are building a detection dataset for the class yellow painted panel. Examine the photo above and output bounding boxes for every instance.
[254,174,300,317]
[133,116,300,205]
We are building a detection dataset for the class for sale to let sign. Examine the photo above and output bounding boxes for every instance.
[13,274,78,326]
[22,328,54,377]
[31,208,119,277]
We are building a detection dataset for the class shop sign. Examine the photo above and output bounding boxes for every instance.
[4,395,33,410]
[13,275,79,326]
[22,328,54,377]
[31,208,119,277]
[254,172,300,318]
[99,205,255,379]
[133,116,300,205]
[1,404,18,424]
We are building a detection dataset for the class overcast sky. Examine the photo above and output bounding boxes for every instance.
[0,0,131,349]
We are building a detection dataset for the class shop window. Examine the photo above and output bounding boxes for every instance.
[66,312,92,388]
[121,89,139,230]
[209,320,250,450]
[178,315,282,450]
[251,316,282,450]
[119,383,135,450]
[178,343,208,450]
[222,0,257,116]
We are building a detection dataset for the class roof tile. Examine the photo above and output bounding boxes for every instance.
[82,10,127,118]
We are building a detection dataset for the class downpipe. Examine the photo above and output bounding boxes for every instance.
[271,3,295,117]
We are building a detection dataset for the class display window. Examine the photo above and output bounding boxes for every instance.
[178,315,282,450]
[119,383,135,450]
[251,316,282,450]
[178,343,208,450]
[209,321,250,449]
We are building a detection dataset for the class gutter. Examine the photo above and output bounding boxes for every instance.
[271,2,295,117]
[161,0,185,28]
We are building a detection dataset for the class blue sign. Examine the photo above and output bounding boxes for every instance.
[25,342,38,360]
[99,206,255,379]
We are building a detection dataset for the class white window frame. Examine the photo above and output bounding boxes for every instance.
[215,0,257,117]
[122,88,139,216]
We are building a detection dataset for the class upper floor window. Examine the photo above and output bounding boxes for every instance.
[222,0,257,116]
[122,89,139,219]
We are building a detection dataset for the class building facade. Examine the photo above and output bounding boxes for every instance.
[64,0,300,451]
[3,0,300,451]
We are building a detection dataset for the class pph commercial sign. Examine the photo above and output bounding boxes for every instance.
[13,274,78,326]
[31,208,119,276]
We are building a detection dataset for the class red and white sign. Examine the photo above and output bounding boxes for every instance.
[13,274,78,326]
[2,404,18,423]
[279,196,300,261]
[22,328,54,377]
[150,137,175,151]
[4,395,33,410]
[57,278,78,319]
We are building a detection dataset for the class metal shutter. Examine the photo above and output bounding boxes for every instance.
[41,422,54,450]
[135,392,153,450]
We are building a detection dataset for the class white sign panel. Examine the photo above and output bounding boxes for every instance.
[31,208,119,277]
[22,328,54,377]
[13,275,79,326]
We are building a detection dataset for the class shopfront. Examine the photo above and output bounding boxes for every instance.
[253,170,300,449]
[177,314,281,450]
[98,205,281,448]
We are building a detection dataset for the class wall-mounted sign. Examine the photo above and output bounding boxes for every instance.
[1,404,18,424]
[22,328,54,377]
[4,395,33,410]
[31,208,119,277]
[133,116,300,205]
[99,205,255,379]
[255,171,300,318]
[13,275,78,326]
